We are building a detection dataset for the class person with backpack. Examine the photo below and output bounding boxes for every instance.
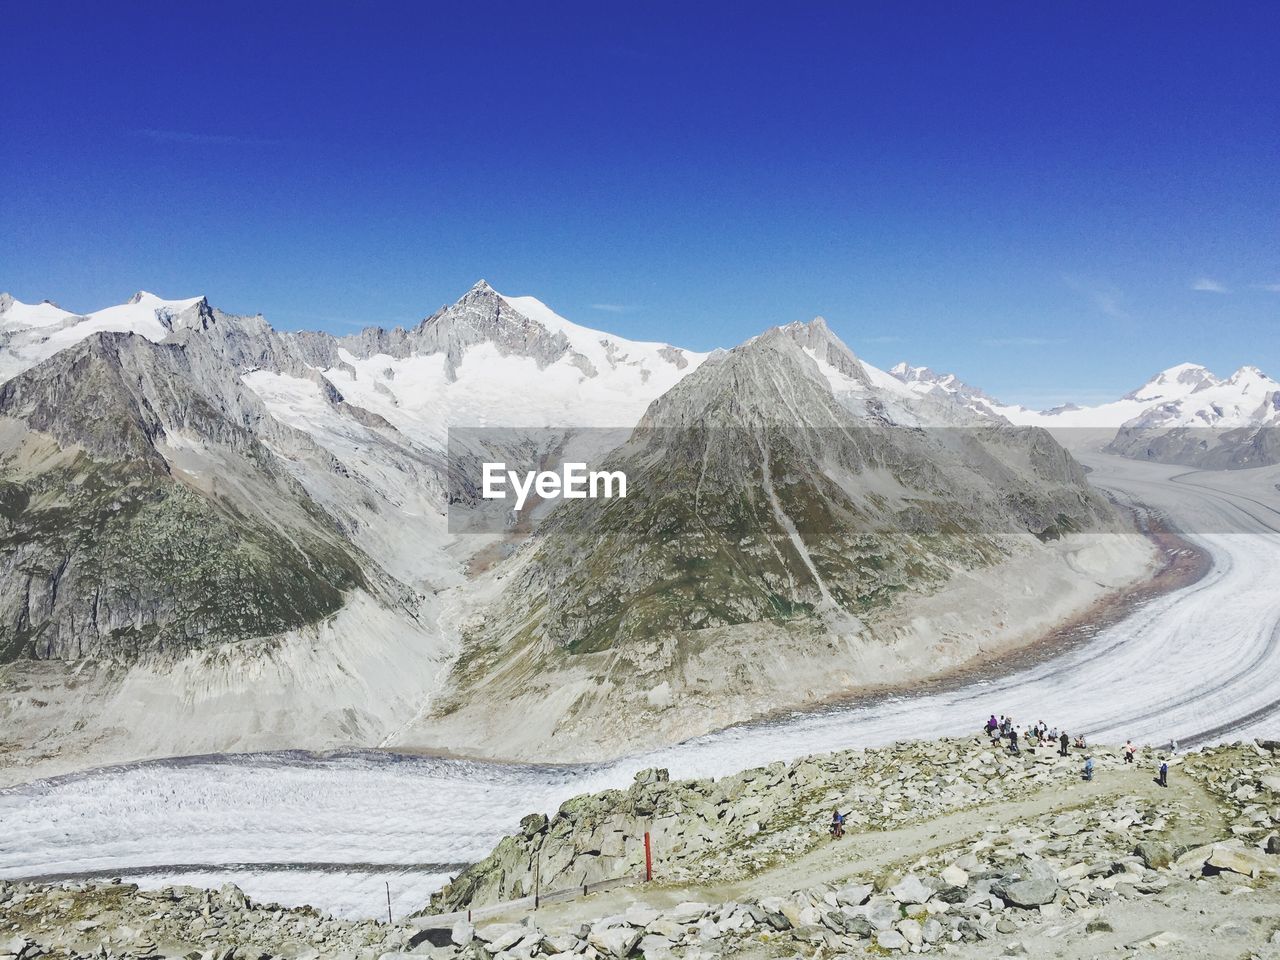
[1059,731,1070,757]
[1157,759,1168,788]
[1123,740,1136,764]
[1083,756,1094,781]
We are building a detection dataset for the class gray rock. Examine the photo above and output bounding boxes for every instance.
[922,917,944,944]
[876,929,908,952]
[636,934,675,960]
[665,901,710,924]
[898,918,924,946]
[890,875,934,905]
[997,879,1058,908]
[1206,844,1270,877]
[833,883,872,907]
[450,920,474,947]
[587,926,642,957]
[1134,841,1172,869]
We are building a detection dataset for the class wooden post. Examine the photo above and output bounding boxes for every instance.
[385,882,392,924]
[644,831,653,882]
[534,858,540,910]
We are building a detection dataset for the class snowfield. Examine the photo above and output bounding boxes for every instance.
[2,454,1278,919]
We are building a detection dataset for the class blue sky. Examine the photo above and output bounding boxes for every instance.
[4,1,1278,406]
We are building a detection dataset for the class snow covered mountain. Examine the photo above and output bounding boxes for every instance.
[890,360,1280,466]
[0,279,706,641]
[0,281,714,764]
[0,290,209,383]
[888,362,1019,421]
[416,317,1144,759]
[0,283,1151,769]
[1107,365,1280,468]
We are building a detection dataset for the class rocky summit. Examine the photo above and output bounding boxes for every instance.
[4,735,1280,959]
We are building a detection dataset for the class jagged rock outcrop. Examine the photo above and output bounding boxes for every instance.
[0,332,374,661]
[427,736,1135,914]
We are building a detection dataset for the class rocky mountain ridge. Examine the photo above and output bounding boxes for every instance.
[0,282,1152,772]
[413,314,1145,761]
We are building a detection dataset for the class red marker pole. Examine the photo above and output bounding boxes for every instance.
[644,831,652,882]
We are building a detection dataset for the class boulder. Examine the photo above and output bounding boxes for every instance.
[475,923,524,951]
[540,933,580,953]
[876,929,908,952]
[665,901,710,924]
[890,875,933,905]
[450,920,474,947]
[1206,845,1271,878]
[1134,841,1172,869]
[623,906,659,927]
[940,864,969,887]
[519,813,549,837]
[587,925,642,958]
[833,883,872,907]
[645,919,688,939]
[636,934,675,960]
[898,918,924,946]
[997,879,1058,908]
[922,917,944,944]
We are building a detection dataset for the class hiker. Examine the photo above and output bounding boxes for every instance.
[1074,734,1087,750]
[1059,731,1070,756]
[1083,756,1094,781]
[986,714,999,735]
[830,808,846,839]
[1157,759,1168,788]
[1170,738,1179,755]
[1008,727,1021,755]
[1123,740,1136,764]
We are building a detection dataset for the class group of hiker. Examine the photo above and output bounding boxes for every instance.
[985,714,1083,757]
[984,715,1171,788]
[826,716,1176,840]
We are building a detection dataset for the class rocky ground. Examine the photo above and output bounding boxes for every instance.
[3,735,1279,960]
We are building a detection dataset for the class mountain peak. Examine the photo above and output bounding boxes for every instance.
[1226,364,1275,386]
[1125,362,1219,401]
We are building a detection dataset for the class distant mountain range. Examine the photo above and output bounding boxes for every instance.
[890,359,1280,467]
[0,280,1263,767]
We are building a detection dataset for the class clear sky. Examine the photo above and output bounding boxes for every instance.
[4,1,1278,406]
